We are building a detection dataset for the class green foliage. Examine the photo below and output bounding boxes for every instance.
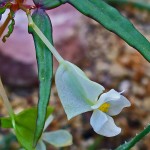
[0,2,11,20]
[115,124,150,150]
[0,6,6,17]
[67,0,150,62]
[0,107,53,150]
[0,117,13,128]
[0,133,17,150]
[87,137,103,150]
[33,0,67,9]
[104,0,150,11]
[28,8,53,147]
[2,12,15,42]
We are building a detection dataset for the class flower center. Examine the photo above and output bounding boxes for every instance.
[99,103,110,113]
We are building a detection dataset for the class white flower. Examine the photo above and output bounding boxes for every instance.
[55,61,131,137]
[90,89,131,137]
[36,115,72,150]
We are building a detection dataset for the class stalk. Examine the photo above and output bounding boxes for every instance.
[0,78,15,127]
[0,12,12,37]
[116,124,150,150]
[27,14,64,63]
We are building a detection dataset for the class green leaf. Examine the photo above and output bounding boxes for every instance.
[104,0,150,11]
[0,2,11,20]
[28,8,53,147]
[0,107,54,150]
[32,0,60,9]
[68,0,150,62]
[2,11,15,42]
[32,0,67,9]
[0,7,6,19]
[0,117,13,128]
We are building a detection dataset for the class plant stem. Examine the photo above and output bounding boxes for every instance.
[0,78,15,126]
[0,12,12,37]
[27,14,64,63]
[116,124,150,150]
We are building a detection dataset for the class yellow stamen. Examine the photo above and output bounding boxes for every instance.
[99,103,110,113]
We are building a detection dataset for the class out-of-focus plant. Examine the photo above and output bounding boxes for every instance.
[35,115,72,150]
[0,0,150,150]
[0,133,17,150]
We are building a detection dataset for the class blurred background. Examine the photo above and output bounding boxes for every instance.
[0,0,150,149]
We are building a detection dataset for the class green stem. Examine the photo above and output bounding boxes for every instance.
[116,124,150,150]
[27,14,64,63]
[0,78,15,127]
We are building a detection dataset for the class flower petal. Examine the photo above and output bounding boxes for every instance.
[68,62,105,101]
[56,61,104,119]
[44,115,54,131]
[91,89,130,110]
[107,95,131,116]
[36,140,46,150]
[90,110,121,137]
[90,110,108,132]
[42,130,72,147]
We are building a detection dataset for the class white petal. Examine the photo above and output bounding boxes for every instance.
[90,110,121,137]
[107,95,131,116]
[44,115,54,131]
[92,89,131,115]
[56,61,104,119]
[36,140,46,150]
[91,89,125,110]
[98,115,121,137]
[90,110,108,132]
[42,130,72,147]
[68,62,105,101]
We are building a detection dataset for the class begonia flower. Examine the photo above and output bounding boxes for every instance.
[55,60,131,137]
